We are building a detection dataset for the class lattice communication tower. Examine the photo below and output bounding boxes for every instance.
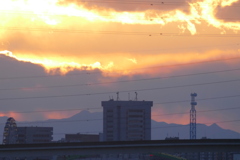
[190,93,197,139]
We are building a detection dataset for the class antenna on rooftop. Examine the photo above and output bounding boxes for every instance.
[117,92,119,101]
[135,92,138,101]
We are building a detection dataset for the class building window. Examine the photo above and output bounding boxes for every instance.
[128,115,143,118]
[128,109,143,112]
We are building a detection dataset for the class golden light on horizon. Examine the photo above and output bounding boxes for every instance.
[1,48,239,76]
[1,0,239,30]
[0,0,239,75]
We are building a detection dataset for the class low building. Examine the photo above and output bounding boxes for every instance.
[65,133,99,142]
[18,127,53,144]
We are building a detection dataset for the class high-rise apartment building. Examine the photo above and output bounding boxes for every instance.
[102,99,153,141]
[17,127,53,144]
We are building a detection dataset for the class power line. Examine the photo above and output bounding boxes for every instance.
[80,0,240,5]
[2,27,240,37]
[1,56,240,80]
[0,78,239,101]
[1,102,240,137]
[9,118,240,137]
[155,94,240,105]
[77,1,189,5]
[0,117,239,138]
[126,42,239,53]
[1,67,240,91]
[2,104,240,118]
[0,1,239,6]
[0,1,184,8]
[1,10,239,23]
[0,87,239,134]
[6,112,240,126]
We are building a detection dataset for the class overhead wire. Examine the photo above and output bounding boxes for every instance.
[0,117,239,138]
[1,103,240,117]
[0,91,238,133]
[1,10,239,23]
[6,114,240,130]
[0,1,239,6]
[2,93,240,136]
[0,77,240,101]
[0,0,239,129]
[0,1,239,139]
[1,67,240,91]
[6,118,240,137]
[2,27,240,37]
[154,94,240,105]
[1,55,240,80]
[0,52,239,118]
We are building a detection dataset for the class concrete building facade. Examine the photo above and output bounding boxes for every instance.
[102,100,153,141]
[17,127,53,144]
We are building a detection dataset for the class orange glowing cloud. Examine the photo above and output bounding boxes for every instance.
[152,106,189,125]
[1,0,239,33]
[20,84,47,92]
[0,50,113,74]
[151,105,229,127]
[1,49,239,76]
[0,111,80,122]
[0,0,239,76]
[42,110,80,120]
[0,112,25,121]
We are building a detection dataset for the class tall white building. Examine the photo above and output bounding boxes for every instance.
[102,100,153,141]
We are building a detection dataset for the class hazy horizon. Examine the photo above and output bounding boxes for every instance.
[0,0,240,136]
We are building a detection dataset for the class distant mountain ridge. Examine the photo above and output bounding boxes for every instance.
[0,110,239,141]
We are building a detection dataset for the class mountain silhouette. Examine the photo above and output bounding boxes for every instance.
[0,110,239,142]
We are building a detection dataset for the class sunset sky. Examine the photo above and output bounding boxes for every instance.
[0,0,240,137]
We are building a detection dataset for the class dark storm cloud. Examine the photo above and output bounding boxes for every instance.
[216,1,240,22]
[1,53,240,135]
[0,55,45,79]
[0,55,103,114]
